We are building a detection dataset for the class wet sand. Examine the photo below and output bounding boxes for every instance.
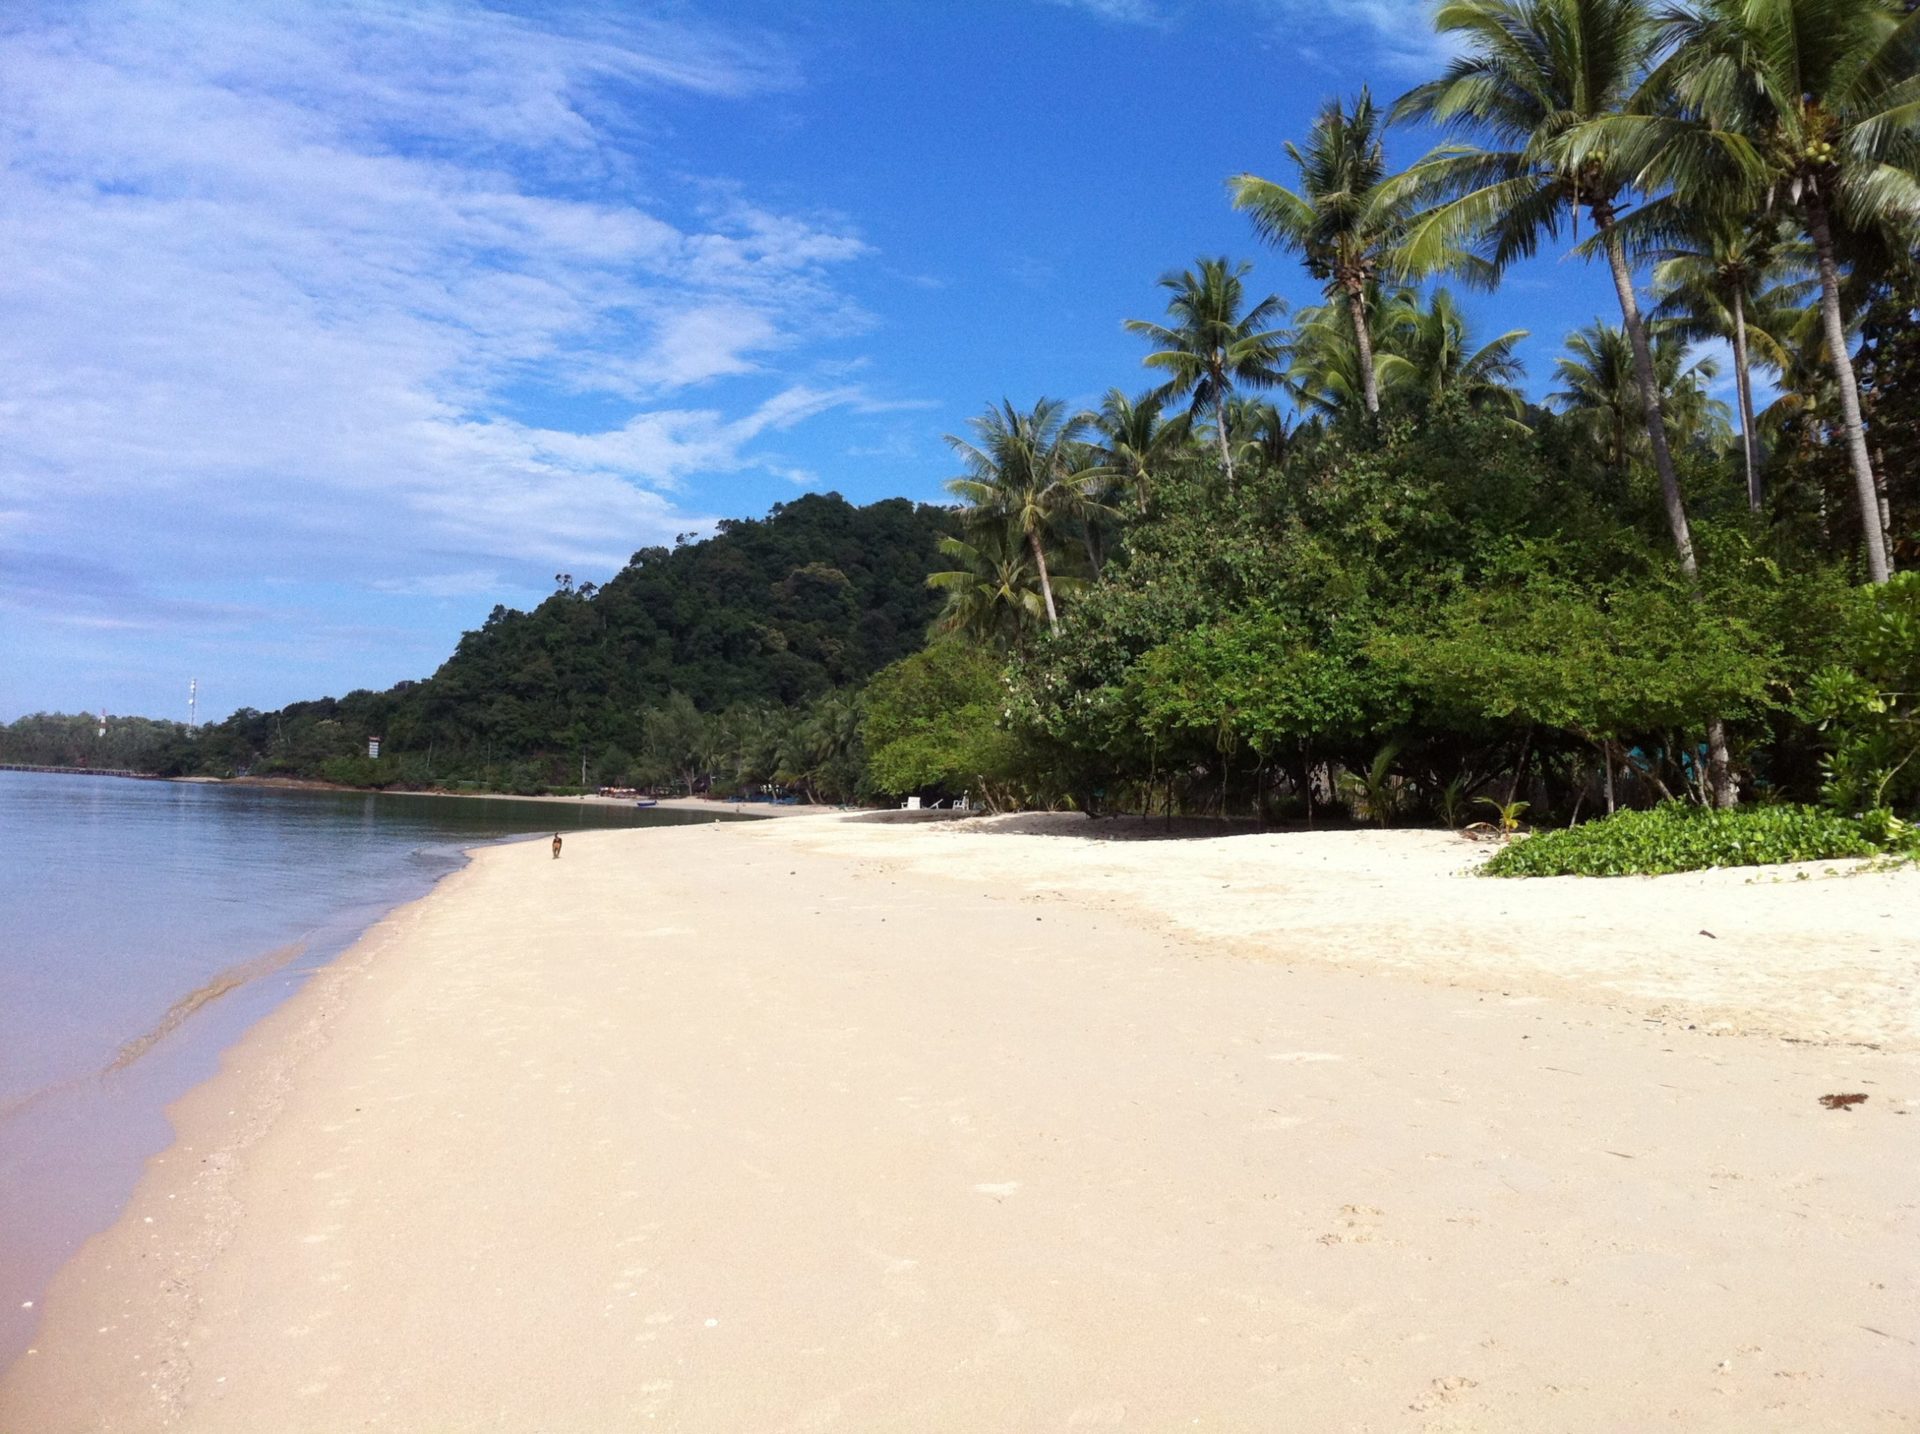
[3,815,1915,1431]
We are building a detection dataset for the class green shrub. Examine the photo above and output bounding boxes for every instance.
[1483,802,1906,877]
[1803,572,1920,815]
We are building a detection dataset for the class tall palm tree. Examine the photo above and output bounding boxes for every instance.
[944,398,1094,634]
[1231,90,1416,417]
[1125,258,1289,489]
[1649,217,1812,509]
[1653,0,1919,580]
[1090,388,1192,512]
[1392,0,1705,579]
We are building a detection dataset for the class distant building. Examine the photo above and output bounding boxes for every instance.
[367,736,382,759]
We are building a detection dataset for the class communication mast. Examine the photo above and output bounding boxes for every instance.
[188,677,198,731]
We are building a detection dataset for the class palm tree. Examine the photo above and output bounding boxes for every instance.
[1379,286,1530,414]
[1222,397,1294,473]
[1649,217,1812,509]
[1054,437,1124,581]
[927,526,1084,649]
[944,399,1095,634]
[1231,90,1409,416]
[1551,319,1733,464]
[1125,258,1289,489]
[1090,388,1192,512]
[1653,0,1919,580]
[1288,294,1398,418]
[1392,0,1706,580]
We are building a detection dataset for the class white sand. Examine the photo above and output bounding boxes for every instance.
[2,815,1914,1431]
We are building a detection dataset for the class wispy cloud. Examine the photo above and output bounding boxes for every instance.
[0,1,885,712]
[1040,0,1173,24]
[1039,0,1450,71]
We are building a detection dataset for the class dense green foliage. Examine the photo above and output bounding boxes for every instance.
[1483,803,1906,876]
[0,712,192,771]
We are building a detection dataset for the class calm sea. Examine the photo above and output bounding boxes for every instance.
[0,772,717,1362]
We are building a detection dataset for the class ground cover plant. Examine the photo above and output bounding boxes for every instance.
[1483,803,1913,877]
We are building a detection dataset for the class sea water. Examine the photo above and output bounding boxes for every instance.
[0,772,717,1362]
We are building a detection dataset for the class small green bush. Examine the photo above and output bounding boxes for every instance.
[1483,802,1908,877]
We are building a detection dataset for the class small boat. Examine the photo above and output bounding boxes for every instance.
[634,797,659,809]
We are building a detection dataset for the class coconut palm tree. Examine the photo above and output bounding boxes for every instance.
[1089,388,1193,512]
[1230,90,1414,416]
[944,399,1095,634]
[1649,217,1813,508]
[1125,258,1289,490]
[1552,319,1733,464]
[927,526,1081,649]
[1379,286,1531,414]
[1651,0,1919,579]
[1392,0,1707,579]
[1222,397,1295,473]
[1288,294,1397,418]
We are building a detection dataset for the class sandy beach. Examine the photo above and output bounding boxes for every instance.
[2,812,1915,1431]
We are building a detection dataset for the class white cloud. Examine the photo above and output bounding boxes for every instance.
[1041,0,1172,23]
[1254,0,1453,74]
[0,1,885,711]
[1039,0,1450,71]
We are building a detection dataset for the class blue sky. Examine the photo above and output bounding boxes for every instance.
[3,0,1661,722]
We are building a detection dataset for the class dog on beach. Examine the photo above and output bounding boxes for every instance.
[551,834,563,860]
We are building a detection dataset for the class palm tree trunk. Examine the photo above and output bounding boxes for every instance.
[1082,525,1104,582]
[1027,527,1060,634]
[1600,219,1737,808]
[1600,221,1697,580]
[1215,392,1236,490]
[1730,286,1761,513]
[1345,282,1380,416]
[1805,197,1891,584]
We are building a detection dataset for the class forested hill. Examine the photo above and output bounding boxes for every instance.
[422,491,954,725]
[3,492,954,787]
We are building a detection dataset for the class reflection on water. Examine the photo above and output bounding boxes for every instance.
[0,773,716,1363]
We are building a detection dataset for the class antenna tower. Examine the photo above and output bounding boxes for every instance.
[189,677,198,731]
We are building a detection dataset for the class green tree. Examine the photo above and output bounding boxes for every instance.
[1232,89,1478,416]
[1551,320,1732,465]
[862,642,1028,804]
[926,525,1079,650]
[1379,287,1530,415]
[1124,258,1289,490]
[945,399,1099,633]
[1650,218,1812,509]
[1656,0,1919,580]
[1090,387,1192,513]
[1231,91,1399,415]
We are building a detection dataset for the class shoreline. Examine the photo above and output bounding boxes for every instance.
[4,815,1915,1429]
[0,826,526,1370]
